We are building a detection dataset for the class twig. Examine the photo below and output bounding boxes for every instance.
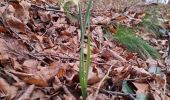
[125,76,152,81]
[101,89,136,100]
[8,69,34,77]
[18,85,35,100]
[93,65,113,100]
[54,76,76,100]
[62,85,76,100]
[31,4,70,13]
[4,70,21,83]
[163,74,167,99]
[4,42,49,65]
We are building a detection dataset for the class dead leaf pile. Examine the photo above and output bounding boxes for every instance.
[0,0,170,99]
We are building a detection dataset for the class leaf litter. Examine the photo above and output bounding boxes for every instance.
[0,0,170,99]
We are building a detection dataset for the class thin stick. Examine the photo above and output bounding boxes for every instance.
[54,76,76,100]
[125,76,151,81]
[163,74,167,99]
[93,65,113,100]
[18,85,35,100]
[101,89,136,100]
[8,69,34,77]
[31,4,70,13]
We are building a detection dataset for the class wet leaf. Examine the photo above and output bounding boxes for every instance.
[0,77,18,99]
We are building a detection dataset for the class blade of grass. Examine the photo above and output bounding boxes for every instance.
[84,0,92,84]
[86,29,91,81]
[78,0,92,99]
[78,4,86,98]
[84,0,92,27]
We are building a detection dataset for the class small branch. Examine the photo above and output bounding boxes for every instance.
[18,85,35,100]
[54,76,76,100]
[93,65,113,100]
[8,69,34,77]
[163,74,167,98]
[4,70,21,83]
[31,4,70,13]
[101,89,136,100]
[124,76,152,81]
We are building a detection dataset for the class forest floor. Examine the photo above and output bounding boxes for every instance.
[0,0,170,100]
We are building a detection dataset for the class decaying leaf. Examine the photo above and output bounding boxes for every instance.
[0,0,169,99]
[0,77,18,99]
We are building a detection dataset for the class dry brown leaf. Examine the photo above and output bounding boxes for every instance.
[42,37,54,48]
[146,58,158,66]
[155,75,165,88]
[19,75,48,87]
[23,59,39,74]
[30,89,45,100]
[0,26,6,33]
[133,82,149,93]
[0,39,7,53]
[165,59,170,66]
[114,15,127,21]
[2,2,29,33]
[136,58,148,68]
[9,0,30,23]
[13,58,23,70]
[57,68,66,78]
[0,77,18,99]
[92,16,111,24]
[88,66,105,85]
[65,26,77,34]
[87,93,109,100]
[18,85,35,100]
[101,48,126,61]
[23,59,39,68]
[132,66,151,76]
[38,11,51,22]
[6,17,26,33]
[14,65,60,87]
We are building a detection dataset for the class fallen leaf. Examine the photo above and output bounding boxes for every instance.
[133,82,149,93]
[18,85,35,100]
[132,66,151,76]
[19,75,48,87]
[88,66,105,85]
[0,77,18,99]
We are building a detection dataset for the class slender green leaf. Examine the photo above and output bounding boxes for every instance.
[122,81,135,94]
[86,31,91,81]
[85,0,92,81]
[84,0,92,27]
[78,0,92,99]
[79,4,86,98]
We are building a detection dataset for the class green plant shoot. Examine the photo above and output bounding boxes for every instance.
[78,0,92,99]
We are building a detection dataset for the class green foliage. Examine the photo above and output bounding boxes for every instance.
[140,7,162,37]
[78,0,92,99]
[114,26,160,59]
[63,1,79,23]
[122,81,135,94]
[122,81,148,100]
